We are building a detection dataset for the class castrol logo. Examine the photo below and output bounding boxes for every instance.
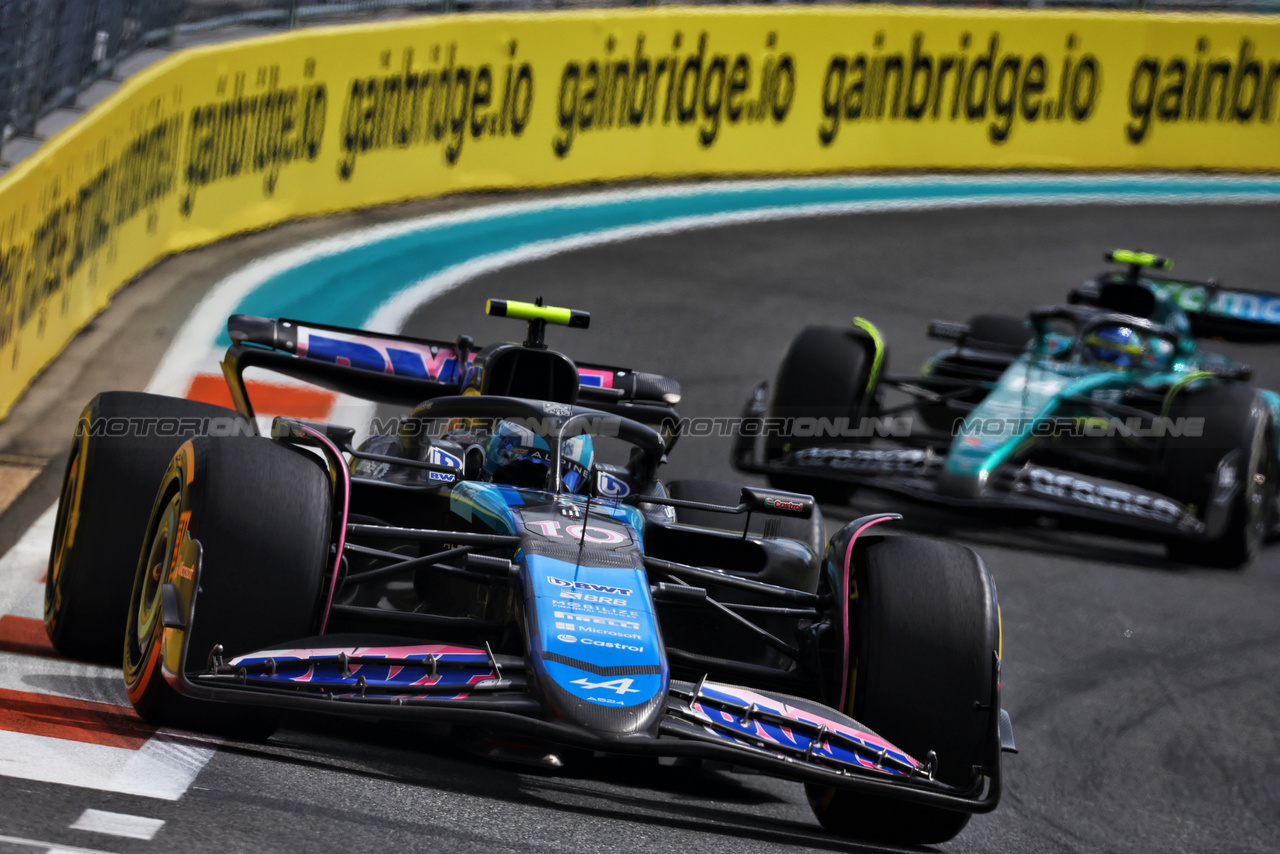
[764,496,804,513]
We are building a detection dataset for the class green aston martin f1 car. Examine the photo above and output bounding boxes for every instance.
[734,251,1280,568]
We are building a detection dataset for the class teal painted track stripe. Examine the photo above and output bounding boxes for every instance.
[206,175,1280,346]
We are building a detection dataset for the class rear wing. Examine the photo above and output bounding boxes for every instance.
[221,315,680,427]
[1074,249,1280,343]
[1146,277,1280,342]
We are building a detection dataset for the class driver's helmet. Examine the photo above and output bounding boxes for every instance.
[1144,337,1175,370]
[1082,325,1143,370]
[484,420,594,493]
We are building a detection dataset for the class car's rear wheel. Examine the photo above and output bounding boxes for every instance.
[45,393,249,663]
[807,535,999,845]
[766,325,882,503]
[124,436,331,736]
[1162,384,1275,568]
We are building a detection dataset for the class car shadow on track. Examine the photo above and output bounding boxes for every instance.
[820,493,1225,573]
[194,716,941,853]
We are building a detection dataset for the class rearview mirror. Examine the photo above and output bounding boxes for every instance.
[738,486,814,519]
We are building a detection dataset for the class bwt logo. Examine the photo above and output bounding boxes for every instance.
[764,496,805,513]
[427,446,461,482]
[546,577,632,596]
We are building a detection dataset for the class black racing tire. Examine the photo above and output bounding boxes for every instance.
[666,479,824,559]
[766,326,881,503]
[807,536,1000,845]
[44,392,249,663]
[124,436,331,737]
[1161,384,1275,568]
[965,313,1031,353]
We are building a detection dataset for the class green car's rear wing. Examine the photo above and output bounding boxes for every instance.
[1073,250,1280,343]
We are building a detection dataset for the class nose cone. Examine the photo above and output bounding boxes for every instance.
[938,465,990,500]
[522,546,669,736]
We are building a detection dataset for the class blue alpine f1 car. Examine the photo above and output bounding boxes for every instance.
[734,250,1280,568]
[44,300,1014,845]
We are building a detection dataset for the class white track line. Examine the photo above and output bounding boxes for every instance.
[0,835,119,854]
[68,810,164,841]
[0,504,133,706]
[149,174,1280,398]
[367,192,1227,332]
[0,506,218,800]
[0,730,215,801]
[0,504,54,620]
[0,651,128,705]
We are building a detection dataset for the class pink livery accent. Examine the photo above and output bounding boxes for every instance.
[577,368,615,389]
[839,514,899,713]
[446,672,502,701]
[230,643,491,665]
[296,327,470,381]
[292,423,350,635]
[696,682,917,766]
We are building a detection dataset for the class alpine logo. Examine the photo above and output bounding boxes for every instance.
[570,677,638,695]
[546,576,633,596]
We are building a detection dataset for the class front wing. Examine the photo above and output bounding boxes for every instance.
[153,594,1005,814]
[744,446,1208,540]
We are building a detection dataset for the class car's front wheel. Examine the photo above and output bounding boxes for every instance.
[808,535,1000,845]
[124,436,331,736]
[1162,384,1276,568]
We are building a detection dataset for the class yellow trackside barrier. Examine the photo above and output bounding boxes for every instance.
[3,8,1280,418]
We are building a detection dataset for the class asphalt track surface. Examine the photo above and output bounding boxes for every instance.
[3,201,1280,854]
